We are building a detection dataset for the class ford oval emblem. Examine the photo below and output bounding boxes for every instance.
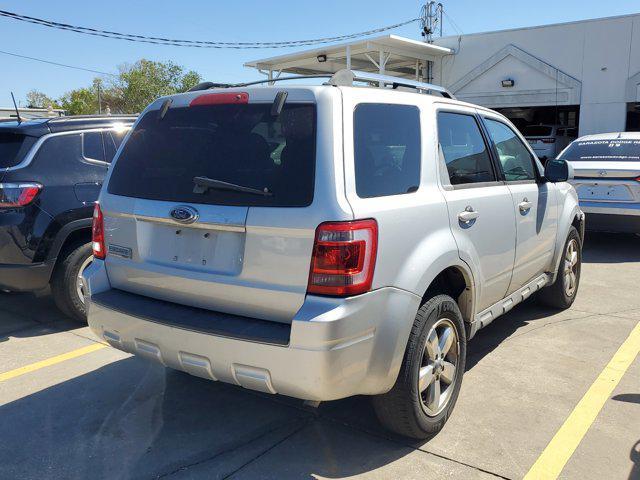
[170,205,199,224]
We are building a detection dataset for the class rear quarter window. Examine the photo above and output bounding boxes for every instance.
[0,132,37,168]
[82,132,105,162]
[353,104,421,198]
[108,103,316,207]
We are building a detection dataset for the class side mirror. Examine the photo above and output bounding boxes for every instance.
[544,159,573,182]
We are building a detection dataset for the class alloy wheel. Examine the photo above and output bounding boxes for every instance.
[419,318,460,417]
[563,239,579,297]
[76,256,93,305]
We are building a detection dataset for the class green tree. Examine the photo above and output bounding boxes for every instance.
[25,90,60,109]
[59,87,99,116]
[108,59,201,113]
[36,59,202,115]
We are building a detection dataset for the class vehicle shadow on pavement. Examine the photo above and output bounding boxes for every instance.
[0,358,428,480]
[630,439,640,480]
[0,289,80,343]
[582,232,640,264]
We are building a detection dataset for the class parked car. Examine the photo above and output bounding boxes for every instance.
[558,132,640,233]
[523,124,577,163]
[84,70,584,439]
[0,115,135,321]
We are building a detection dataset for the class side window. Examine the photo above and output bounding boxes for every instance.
[32,134,82,169]
[82,132,105,162]
[103,130,128,162]
[354,103,421,198]
[437,112,496,185]
[484,118,536,182]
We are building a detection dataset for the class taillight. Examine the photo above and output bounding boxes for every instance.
[189,92,249,107]
[92,203,105,260]
[307,219,378,297]
[0,182,42,208]
[541,138,556,144]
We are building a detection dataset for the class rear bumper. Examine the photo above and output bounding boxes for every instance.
[580,201,640,216]
[0,261,54,291]
[84,260,420,401]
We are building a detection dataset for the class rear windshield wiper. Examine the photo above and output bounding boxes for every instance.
[193,176,273,196]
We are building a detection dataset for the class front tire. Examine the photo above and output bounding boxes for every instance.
[51,241,93,323]
[372,294,467,439]
[538,226,582,309]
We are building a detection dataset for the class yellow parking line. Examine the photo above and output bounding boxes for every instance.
[0,343,107,382]
[524,321,640,480]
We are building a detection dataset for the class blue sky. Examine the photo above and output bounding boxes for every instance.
[1,0,639,107]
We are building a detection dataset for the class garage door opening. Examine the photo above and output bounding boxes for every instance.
[494,105,580,162]
[627,103,640,132]
[494,105,580,133]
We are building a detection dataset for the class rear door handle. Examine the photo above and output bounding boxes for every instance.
[458,207,479,223]
[519,198,533,214]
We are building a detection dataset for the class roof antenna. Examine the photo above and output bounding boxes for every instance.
[10,92,22,124]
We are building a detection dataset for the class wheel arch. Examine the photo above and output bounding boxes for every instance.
[550,186,584,283]
[416,256,476,327]
[47,219,93,267]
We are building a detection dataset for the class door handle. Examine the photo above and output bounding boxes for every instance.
[518,198,533,214]
[458,207,479,223]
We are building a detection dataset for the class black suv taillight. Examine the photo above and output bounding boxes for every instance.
[0,182,42,208]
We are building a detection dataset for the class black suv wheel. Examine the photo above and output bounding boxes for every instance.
[51,240,93,322]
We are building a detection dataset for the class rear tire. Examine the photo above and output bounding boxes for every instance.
[538,226,581,310]
[51,241,93,323]
[372,294,466,439]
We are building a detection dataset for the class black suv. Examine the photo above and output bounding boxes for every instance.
[0,115,136,321]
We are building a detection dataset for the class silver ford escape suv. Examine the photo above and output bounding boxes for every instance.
[84,70,584,439]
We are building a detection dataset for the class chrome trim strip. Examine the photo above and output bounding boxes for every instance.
[111,211,246,232]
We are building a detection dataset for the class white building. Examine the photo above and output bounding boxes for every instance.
[246,13,640,136]
[433,13,640,135]
[0,106,65,121]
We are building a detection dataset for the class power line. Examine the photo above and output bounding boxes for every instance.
[0,49,116,76]
[0,9,420,49]
[443,11,464,36]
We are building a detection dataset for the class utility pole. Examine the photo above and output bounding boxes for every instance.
[95,78,102,114]
[420,2,443,44]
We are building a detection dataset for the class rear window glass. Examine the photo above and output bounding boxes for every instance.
[108,103,316,207]
[0,132,37,168]
[558,139,640,162]
[523,126,553,137]
[354,104,421,198]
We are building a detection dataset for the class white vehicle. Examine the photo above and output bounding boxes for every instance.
[558,132,640,233]
[523,124,577,162]
[84,70,584,439]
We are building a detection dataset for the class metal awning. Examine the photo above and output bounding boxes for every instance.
[244,34,453,82]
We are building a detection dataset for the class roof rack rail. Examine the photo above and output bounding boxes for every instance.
[192,69,454,99]
[47,114,138,122]
[327,70,455,99]
[188,81,234,92]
